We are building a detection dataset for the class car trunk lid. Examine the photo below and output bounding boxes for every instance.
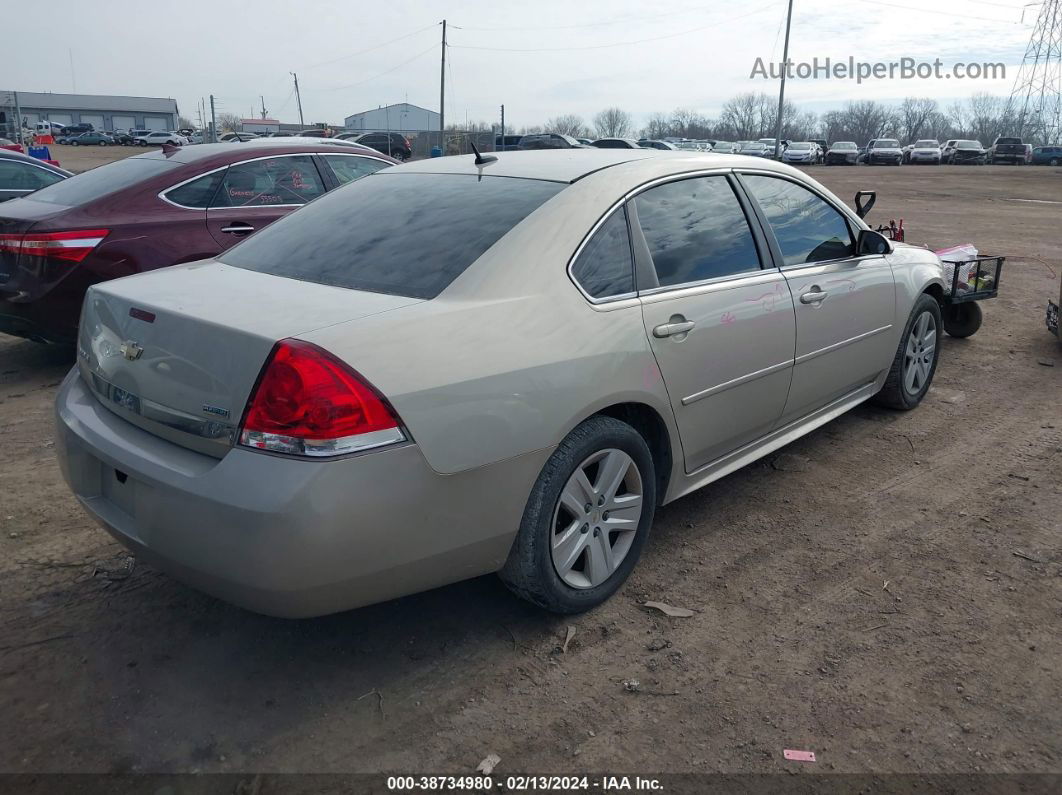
[77,260,422,457]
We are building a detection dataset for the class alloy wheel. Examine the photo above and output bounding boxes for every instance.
[903,311,937,396]
[550,448,643,589]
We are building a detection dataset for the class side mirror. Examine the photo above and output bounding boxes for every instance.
[858,228,892,256]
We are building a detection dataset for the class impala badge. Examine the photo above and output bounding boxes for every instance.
[120,340,144,361]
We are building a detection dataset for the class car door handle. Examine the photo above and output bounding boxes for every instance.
[800,288,828,305]
[653,320,696,338]
[220,223,255,234]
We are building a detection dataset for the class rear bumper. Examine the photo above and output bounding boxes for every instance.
[55,369,548,617]
[0,296,77,344]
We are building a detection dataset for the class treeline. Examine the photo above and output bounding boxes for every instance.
[452,92,1044,145]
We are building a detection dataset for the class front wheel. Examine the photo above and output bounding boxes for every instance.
[873,294,942,410]
[499,415,656,613]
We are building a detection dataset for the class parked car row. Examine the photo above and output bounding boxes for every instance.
[34,146,951,620]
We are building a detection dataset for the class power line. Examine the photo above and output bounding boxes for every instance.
[449,2,733,32]
[317,43,439,92]
[847,0,1027,23]
[302,23,439,70]
[448,2,783,52]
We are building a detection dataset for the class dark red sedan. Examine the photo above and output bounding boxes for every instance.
[0,139,395,343]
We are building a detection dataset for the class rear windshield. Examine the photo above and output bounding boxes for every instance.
[222,173,564,299]
[25,157,178,206]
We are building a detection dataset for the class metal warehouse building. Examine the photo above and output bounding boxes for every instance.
[343,102,439,133]
[0,90,179,135]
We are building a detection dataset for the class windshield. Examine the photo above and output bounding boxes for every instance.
[996,138,1021,145]
[223,173,564,299]
[19,157,179,206]
[876,140,900,148]
[789,143,812,150]
[914,140,938,147]
[957,141,981,149]
[831,142,856,150]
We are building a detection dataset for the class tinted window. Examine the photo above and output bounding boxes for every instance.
[571,208,634,299]
[0,161,65,191]
[322,154,388,185]
[593,140,624,149]
[223,173,563,299]
[164,171,223,208]
[743,175,854,266]
[21,157,179,206]
[212,156,325,207]
[634,176,761,286]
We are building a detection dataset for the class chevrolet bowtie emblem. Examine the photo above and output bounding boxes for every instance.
[120,340,144,361]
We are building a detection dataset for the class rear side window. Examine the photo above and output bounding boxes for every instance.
[22,157,179,206]
[222,173,564,299]
[742,175,854,266]
[322,154,388,185]
[634,175,761,286]
[0,161,65,191]
[212,156,325,207]
[163,171,223,208]
[571,208,634,300]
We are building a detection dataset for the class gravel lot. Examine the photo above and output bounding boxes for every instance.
[0,164,1059,782]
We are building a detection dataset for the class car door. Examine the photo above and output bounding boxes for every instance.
[206,154,327,249]
[739,172,896,424]
[634,173,797,473]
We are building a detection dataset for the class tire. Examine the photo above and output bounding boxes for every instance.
[71,141,79,146]
[499,415,657,613]
[1051,158,1059,166]
[943,301,983,338]
[98,141,107,146]
[873,293,942,410]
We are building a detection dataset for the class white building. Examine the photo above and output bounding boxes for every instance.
[241,118,280,134]
[343,103,439,133]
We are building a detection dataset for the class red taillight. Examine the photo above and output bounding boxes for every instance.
[239,339,405,457]
[0,229,109,264]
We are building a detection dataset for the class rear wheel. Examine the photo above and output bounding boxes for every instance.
[499,415,656,613]
[943,302,983,338]
[873,294,942,410]
[1051,158,1059,166]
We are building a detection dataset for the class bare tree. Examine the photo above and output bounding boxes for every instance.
[898,97,939,143]
[216,112,242,133]
[546,114,589,137]
[177,115,194,130]
[720,93,765,140]
[593,107,633,138]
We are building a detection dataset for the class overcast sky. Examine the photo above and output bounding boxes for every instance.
[5,0,1037,128]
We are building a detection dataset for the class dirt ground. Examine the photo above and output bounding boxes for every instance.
[0,164,1059,783]
[44,142,142,173]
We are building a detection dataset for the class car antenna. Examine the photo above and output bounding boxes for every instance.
[470,141,497,166]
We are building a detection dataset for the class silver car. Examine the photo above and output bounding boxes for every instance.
[55,150,946,617]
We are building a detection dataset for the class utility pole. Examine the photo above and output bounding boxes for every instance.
[772,0,795,159]
[500,104,505,150]
[209,94,217,143]
[260,95,268,120]
[439,20,447,144]
[13,91,23,145]
[291,72,304,127]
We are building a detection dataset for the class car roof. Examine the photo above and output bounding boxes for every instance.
[130,138,388,167]
[392,149,663,182]
[0,148,73,176]
[389,149,799,184]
